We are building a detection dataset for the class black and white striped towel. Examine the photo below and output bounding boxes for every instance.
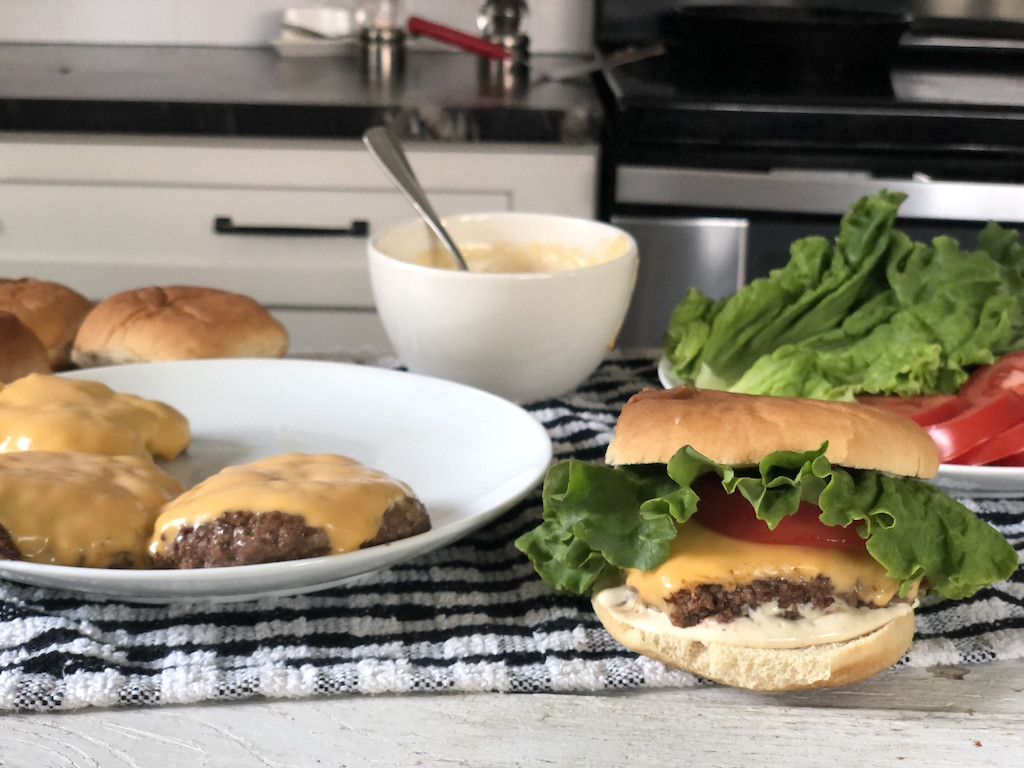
[1,352,1022,712]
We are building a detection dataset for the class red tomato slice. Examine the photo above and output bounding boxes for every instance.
[960,351,1024,404]
[690,477,866,550]
[992,450,1024,467]
[856,394,966,427]
[926,390,1024,462]
[952,420,1024,465]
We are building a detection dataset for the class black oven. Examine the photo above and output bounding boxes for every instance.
[595,0,1024,348]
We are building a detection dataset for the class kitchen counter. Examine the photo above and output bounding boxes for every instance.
[0,43,600,143]
[0,43,604,356]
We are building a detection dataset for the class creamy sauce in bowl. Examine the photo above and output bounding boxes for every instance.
[413,236,630,273]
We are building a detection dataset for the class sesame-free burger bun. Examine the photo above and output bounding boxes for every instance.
[72,286,289,366]
[0,278,93,368]
[605,386,940,479]
[0,311,51,382]
[592,588,915,692]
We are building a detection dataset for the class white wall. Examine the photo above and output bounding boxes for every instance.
[0,0,595,53]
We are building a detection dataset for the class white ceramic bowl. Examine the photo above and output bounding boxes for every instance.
[368,212,638,402]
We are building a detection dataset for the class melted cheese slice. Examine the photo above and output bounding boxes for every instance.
[150,453,418,557]
[0,374,191,460]
[0,451,183,568]
[625,520,917,613]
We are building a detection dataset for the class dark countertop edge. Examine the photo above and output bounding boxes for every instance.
[0,98,602,143]
[0,44,604,144]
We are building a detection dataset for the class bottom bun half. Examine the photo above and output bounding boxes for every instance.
[592,588,915,692]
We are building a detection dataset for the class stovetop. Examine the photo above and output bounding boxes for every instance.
[598,42,1024,183]
[606,40,1024,106]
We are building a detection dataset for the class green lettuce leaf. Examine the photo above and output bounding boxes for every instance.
[514,446,1018,600]
[979,221,1024,353]
[663,191,1024,399]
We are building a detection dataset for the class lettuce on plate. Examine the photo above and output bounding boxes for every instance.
[513,445,1019,599]
[663,191,1024,399]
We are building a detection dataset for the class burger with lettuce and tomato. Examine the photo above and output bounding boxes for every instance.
[515,386,1018,692]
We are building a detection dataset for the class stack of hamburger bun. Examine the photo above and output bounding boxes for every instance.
[0,311,51,383]
[0,277,94,381]
[0,278,290,378]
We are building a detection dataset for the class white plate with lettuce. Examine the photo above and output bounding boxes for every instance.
[660,191,1024,394]
[0,359,553,603]
[658,353,686,389]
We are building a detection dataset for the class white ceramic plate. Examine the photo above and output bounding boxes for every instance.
[0,359,552,603]
[270,30,356,57]
[658,353,686,389]
[930,464,1024,498]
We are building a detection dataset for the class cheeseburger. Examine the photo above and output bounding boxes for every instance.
[516,387,1018,691]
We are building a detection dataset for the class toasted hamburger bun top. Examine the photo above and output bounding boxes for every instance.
[72,285,289,366]
[0,278,93,368]
[0,312,51,383]
[605,387,940,479]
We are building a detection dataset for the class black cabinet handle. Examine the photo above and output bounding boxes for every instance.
[213,217,370,237]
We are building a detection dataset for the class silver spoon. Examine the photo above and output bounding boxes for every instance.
[362,126,469,271]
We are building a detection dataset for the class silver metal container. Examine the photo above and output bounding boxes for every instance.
[361,26,406,84]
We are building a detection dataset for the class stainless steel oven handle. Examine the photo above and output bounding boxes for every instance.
[616,166,1024,223]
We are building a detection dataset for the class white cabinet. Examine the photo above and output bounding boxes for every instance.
[0,133,598,356]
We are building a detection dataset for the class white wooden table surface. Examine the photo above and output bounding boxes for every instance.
[2,659,1021,767]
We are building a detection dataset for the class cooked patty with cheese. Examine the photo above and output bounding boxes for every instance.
[0,373,191,460]
[0,451,184,568]
[150,453,430,568]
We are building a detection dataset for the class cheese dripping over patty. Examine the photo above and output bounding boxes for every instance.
[0,373,191,460]
[0,451,183,568]
[150,453,419,557]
